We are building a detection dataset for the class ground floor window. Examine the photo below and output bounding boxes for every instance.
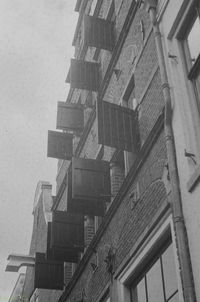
[130,242,178,302]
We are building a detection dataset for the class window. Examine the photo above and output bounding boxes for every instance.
[130,242,179,302]
[122,74,139,175]
[179,2,200,112]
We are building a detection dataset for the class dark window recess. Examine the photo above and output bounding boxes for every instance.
[46,211,84,263]
[67,158,111,216]
[56,102,84,133]
[83,15,115,51]
[47,130,73,160]
[66,59,100,92]
[110,151,125,198]
[123,74,135,102]
[97,100,140,152]
[85,91,95,108]
[34,252,64,290]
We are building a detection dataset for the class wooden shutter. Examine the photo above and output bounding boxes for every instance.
[56,102,84,132]
[46,222,80,263]
[47,130,73,160]
[83,15,115,51]
[97,100,140,152]
[34,253,64,290]
[52,211,84,250]
[67,158,110,216]
[66,59,100,91]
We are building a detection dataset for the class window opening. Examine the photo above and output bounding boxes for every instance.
[179,2,200,109]
[130,242,179,302]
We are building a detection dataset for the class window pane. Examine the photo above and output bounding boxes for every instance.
[131,278,146,302]
[162,244,178,299]
[146,260,165,302]
[187,17,200,62]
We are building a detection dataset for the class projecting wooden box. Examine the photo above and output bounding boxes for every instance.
[34,252,64,290]
[66,157,111,216]
[46,211,84,263]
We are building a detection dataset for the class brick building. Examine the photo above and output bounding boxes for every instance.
[22,181,63,302]
[22,1,199,302]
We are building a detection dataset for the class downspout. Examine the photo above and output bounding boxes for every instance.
[144,1,196,301]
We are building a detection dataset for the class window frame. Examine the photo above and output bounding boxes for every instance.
[116,216,182,302]
[129,240,179,302]
[176,1,200,113]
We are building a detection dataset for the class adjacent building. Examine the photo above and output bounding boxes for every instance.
[22,181,63,302]
[8,274,25,302]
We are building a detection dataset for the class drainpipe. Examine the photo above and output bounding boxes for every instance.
[144,1,196,301]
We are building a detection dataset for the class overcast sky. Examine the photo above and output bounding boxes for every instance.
[0,0,77,300]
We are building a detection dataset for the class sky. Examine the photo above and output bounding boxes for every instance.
[0,0,78,300]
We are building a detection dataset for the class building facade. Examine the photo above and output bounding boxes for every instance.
[22,1,200,302]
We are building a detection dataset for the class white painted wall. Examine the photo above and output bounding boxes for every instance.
[158,0,200,300]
